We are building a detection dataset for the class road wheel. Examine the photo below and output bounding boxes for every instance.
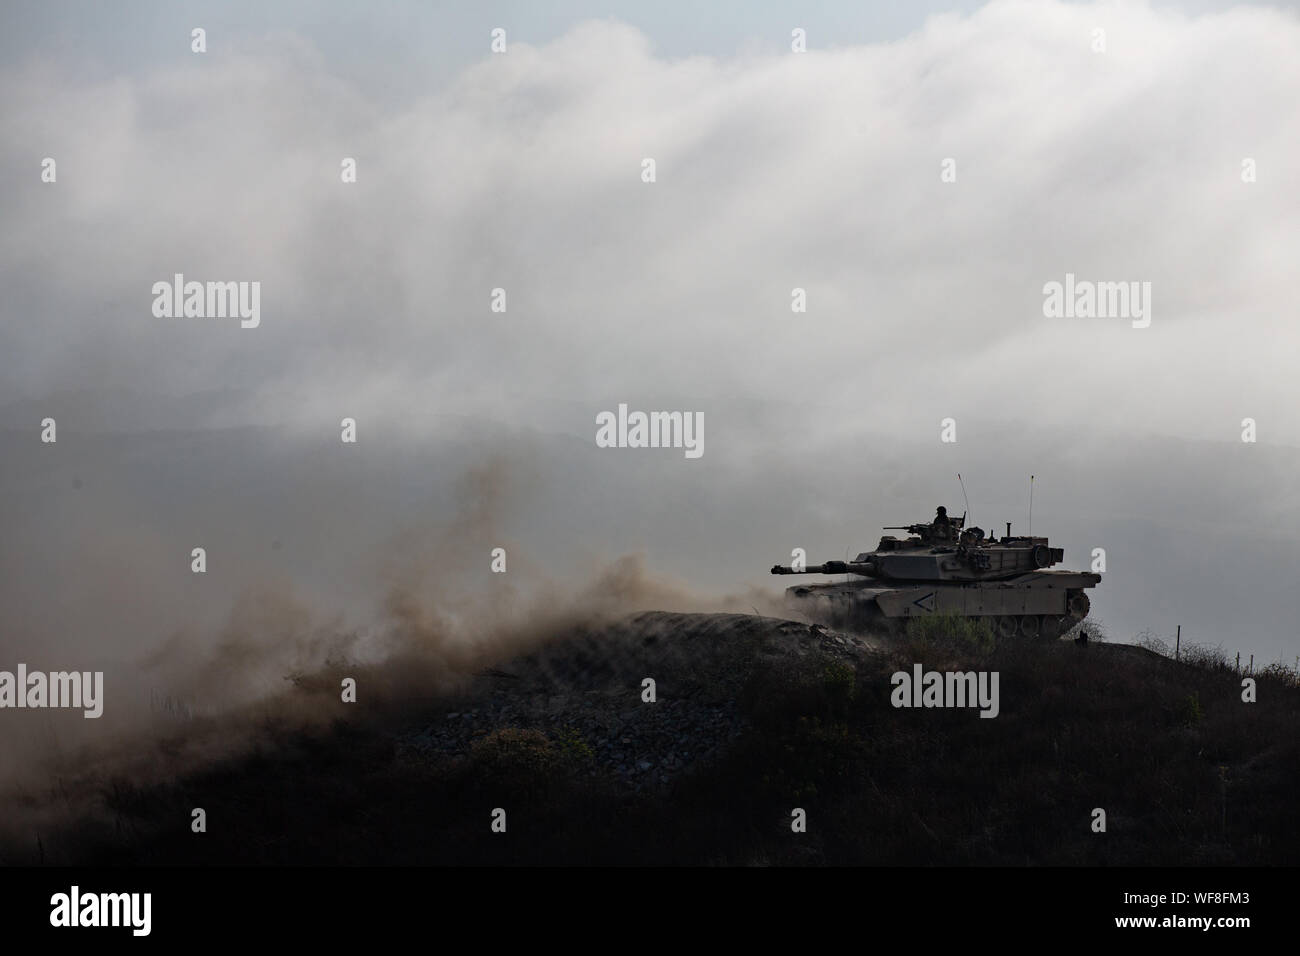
[1067,591,1091,622]
[1040,615,1068,641]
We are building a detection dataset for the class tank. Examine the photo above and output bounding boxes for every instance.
[770,513,1100,641]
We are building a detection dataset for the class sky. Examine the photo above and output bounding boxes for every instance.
[2,0,1298,442]
[0,0,1298,755]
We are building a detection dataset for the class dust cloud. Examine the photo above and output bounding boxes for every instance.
[0,452,742,859]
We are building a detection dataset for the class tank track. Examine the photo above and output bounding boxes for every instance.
[791,589,1091,643]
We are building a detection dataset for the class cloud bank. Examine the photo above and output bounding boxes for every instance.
[1,1,1296,444]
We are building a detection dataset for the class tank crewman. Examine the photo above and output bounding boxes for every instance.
[932,506,953,540]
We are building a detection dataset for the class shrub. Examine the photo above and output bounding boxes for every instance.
[742,657,859,727]
[821,661,857,709]
[553,725,595,763]
[904,612,995,656]
[1256,660,1300,689]
[469,727,558,777]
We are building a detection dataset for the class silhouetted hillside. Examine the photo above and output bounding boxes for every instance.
[8,612,1298,866]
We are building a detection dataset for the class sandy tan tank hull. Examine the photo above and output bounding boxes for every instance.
[785,570,1100,640]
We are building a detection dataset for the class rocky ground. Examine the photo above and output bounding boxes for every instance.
[394,611,877,791]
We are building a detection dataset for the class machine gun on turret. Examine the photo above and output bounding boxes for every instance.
[882,512,965,544]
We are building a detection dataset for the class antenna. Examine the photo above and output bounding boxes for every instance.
[957,473,971,526]
[1028,474,1035,537]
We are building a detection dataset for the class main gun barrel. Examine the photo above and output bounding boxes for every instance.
[771,560,872,576]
